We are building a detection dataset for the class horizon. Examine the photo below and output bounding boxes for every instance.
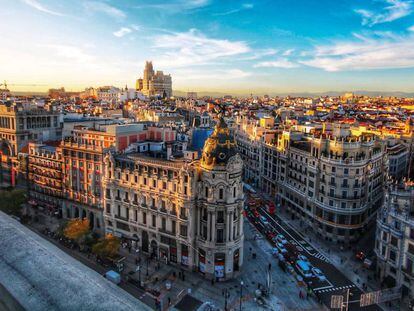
[2,0,414,93]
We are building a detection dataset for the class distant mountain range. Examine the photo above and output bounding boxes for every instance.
[9,90,414,98]
[173,90,414,98]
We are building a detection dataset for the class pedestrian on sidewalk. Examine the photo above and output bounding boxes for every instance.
[168,297,171,306]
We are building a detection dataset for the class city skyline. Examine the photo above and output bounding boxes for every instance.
[2,0,414,94]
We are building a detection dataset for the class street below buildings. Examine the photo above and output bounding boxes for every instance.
[243,191,391,311]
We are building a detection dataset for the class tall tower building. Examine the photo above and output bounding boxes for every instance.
[136,61,172,98]
[195,115,244,279]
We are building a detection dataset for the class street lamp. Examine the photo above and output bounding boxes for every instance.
[239,280,244,311]
[135,265,141,288]
[223,288,230,311]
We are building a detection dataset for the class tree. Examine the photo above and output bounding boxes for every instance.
[63,218,90,244]
[92,234,120,259]
[0,189,26,216]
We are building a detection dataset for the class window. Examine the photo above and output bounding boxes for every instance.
[219,188,224,200]
[408,243,414,255]
[124,192,129,202]
[389,250,396,262]
[161,218,166,230]
[134,175,138,183]
[217,229,224,243]
[391,236,398,247]
[184,186,187,195]
[134,210,137,222]
[205,187,209,198]
[152,215,156,227]
[106,203,111,213]
[180,225,187,237]
[332,167,336,173]
[142,212,146,224]
[233,187,236,198]
[344,168,349,175]
[117,205,121,216]
[171,220,176,234]
[152,180,156,188]
[134,193,138,203]
[217,211,224,223]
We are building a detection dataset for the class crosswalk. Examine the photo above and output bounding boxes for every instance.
[314,284,356,294]
[313,252,331,263]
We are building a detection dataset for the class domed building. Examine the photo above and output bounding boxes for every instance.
[101,115,244,281]
[194,116,244,280]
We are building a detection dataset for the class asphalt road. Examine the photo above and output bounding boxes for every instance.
[246,205,382,311]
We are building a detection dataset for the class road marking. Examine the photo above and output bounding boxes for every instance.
[313,252,331,263]
[313,285,333,291]
[314,284,356,293]
[260,209,316,256]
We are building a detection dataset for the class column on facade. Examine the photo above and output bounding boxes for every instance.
[229,211,234,241]
[207,211,211,241]
[226,212,231,242]
[211,212,216,242]
[197,207,201,236]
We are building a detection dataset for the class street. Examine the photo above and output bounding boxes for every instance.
[245,202,382,311]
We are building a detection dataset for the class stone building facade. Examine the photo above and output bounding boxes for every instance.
[102,117,244,280]
[136,61,172,98]
[376,182,414,299]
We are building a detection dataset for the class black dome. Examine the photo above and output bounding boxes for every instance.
[201,117,237,168]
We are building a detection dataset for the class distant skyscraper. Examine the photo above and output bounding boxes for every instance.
[136,61,172,98]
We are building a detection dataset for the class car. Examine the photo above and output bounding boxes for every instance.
[260,215,269,225]
[312,268,326,281]
[356,251,366,261]
[276,242,287,254]
[271,247,279,256]
[276,234,288,245]
[298,255,309,263]
[296,260,313,279]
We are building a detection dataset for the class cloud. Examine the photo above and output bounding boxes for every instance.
[355,0,412,26]
[283,49,294,56]
[113,27,132,37]
[153,28,250,67]
[238,48,278,61]
[45,44,95,63]
[254,58,299,69]
[409,25,414,31]
[301,32,414,71]
[213,3,254,16]
[174,68,251,81]
[83,1,125,19]
[134,0,210,12]
[21,0,63,16]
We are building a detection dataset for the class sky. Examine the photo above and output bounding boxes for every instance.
[1,0,414,94]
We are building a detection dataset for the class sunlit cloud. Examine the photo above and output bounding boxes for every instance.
[21,0,63,16]
[44,44,95,63]
[113,27,132,37]
[213,3,254,16]
[254,58,299,69]
[133,0,210,12]
[153,28,250,67]
[355,0,413,26]
[301,32,414,71]
[83,1,126,19]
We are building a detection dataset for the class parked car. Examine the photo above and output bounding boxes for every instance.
[276,242,287,254]
[276,234,288,245]
[298,255,309,263]
[356,251,366,261]
[260,215,269,226]
[271,247,279,256]
[312,267,326,281]
[296,260,313,279]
